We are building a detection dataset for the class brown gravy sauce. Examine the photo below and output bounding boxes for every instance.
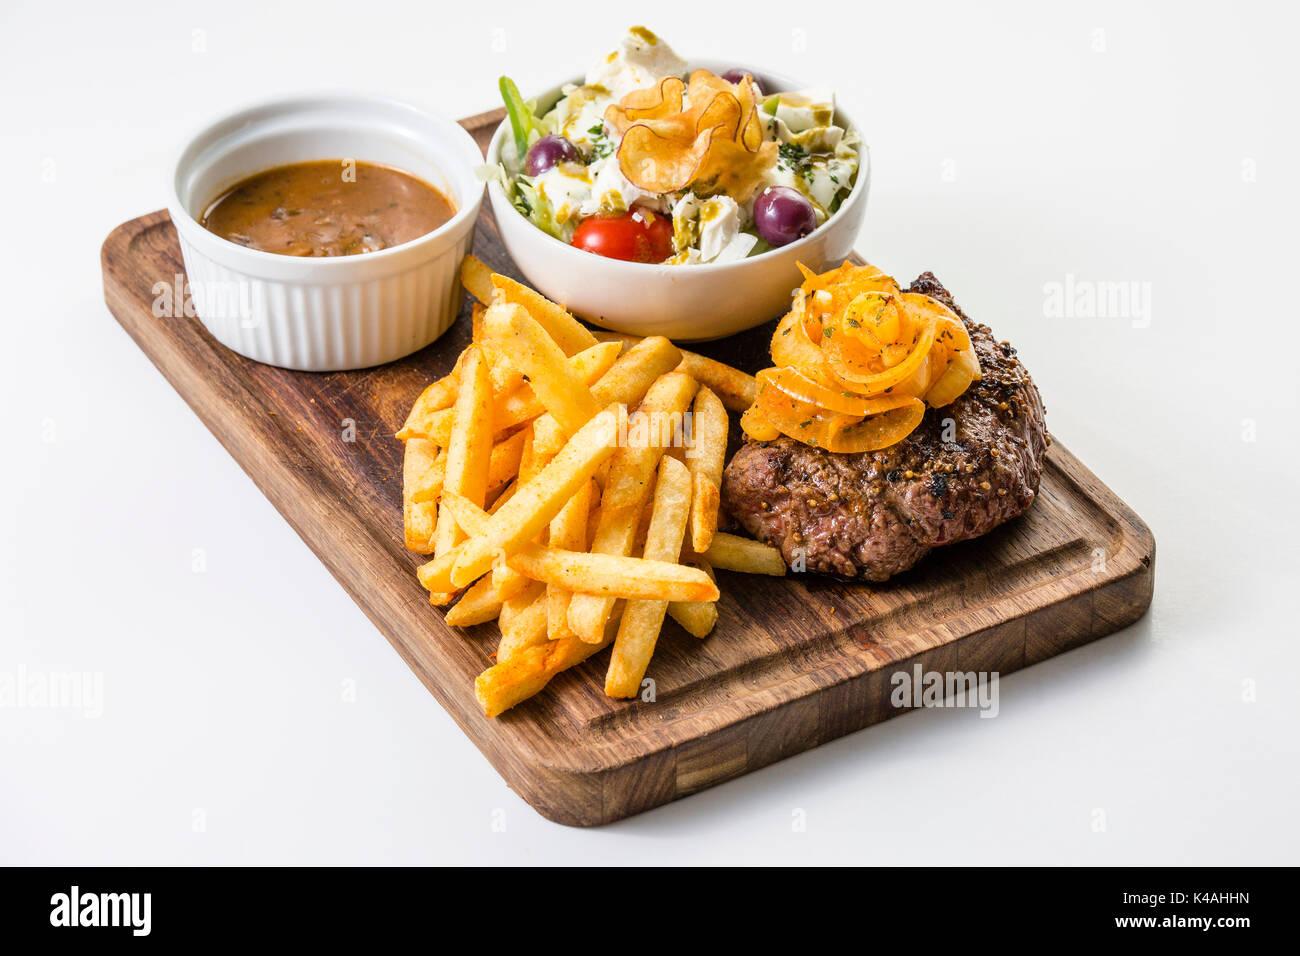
[201,160,455,257]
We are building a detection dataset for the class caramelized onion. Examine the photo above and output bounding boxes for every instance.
[740,260,981,451]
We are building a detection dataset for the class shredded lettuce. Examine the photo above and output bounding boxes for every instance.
[512,178,563,240]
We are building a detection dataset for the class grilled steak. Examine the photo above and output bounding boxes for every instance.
[721,272,1048,581]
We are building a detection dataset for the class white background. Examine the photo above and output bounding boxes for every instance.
[2,0,1297,865]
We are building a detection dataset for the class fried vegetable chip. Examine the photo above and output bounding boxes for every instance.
[605,69,777,200]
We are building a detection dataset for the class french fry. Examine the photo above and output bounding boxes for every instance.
[590,330,638,349]
[445,576,503,627]
[686,386,728,553]
[449,406,620,588]
[468,258,599,391]
[487,477,517,512]
[606,457,692,697]
[468,298,529,396]
[491,430,553,600]
[515,426,542,485]
[418,475,516,593]
[497,581,549,662]
[460,254,495,304]
[568,371,699,642]
[506,544,718,603]
[698,532,787,576]
[417,544,460,593]
[491,553,534,601]
[409,342,619,446]
[591,336,682,403]
[412,431,519,505]
[396,351,465,441]
[489,273,598,357]
[431,346,494,559]
[593,330,757,411]
[399,406,454,446]
[678,350,758,413]
[408,447,448,506]
[402,438,441,553]
[486,428,527,495]
[441,488,534,601]
[668,558,717,638]
[631,494,655,556]
[493,341,621,431]
[546,480,594,640]
[475,609,623,718]
[689,472,720,546]
[532,335,681,456]
[471,299,488,340]
[484,302,600,435]
[438,489,490,536]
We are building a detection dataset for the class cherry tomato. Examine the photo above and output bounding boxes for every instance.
[571,208,673,263]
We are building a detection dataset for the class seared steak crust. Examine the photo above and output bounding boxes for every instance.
[721,273,1048,581]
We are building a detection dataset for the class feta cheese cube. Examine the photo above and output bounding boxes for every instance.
[585,27,687,101]
[672,192,743,263]
[579,155,662,216]
[534,165,592,225]
[773,89,836,133]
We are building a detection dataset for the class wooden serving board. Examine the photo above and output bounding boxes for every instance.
[101,107,1154,826]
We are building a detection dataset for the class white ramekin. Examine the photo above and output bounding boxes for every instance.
[168,92,484,371]
[486,62,870,342]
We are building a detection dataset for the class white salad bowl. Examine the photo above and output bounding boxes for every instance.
[169,92,484,371]
[486,62,870,342]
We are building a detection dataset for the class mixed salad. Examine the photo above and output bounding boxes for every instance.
[492,27,861,266]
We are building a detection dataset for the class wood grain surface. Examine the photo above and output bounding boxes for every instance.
[100,107,1155,826]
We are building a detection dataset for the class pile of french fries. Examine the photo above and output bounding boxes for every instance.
[398,255,786,717]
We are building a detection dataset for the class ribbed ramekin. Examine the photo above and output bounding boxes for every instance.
[168,93,484,371]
